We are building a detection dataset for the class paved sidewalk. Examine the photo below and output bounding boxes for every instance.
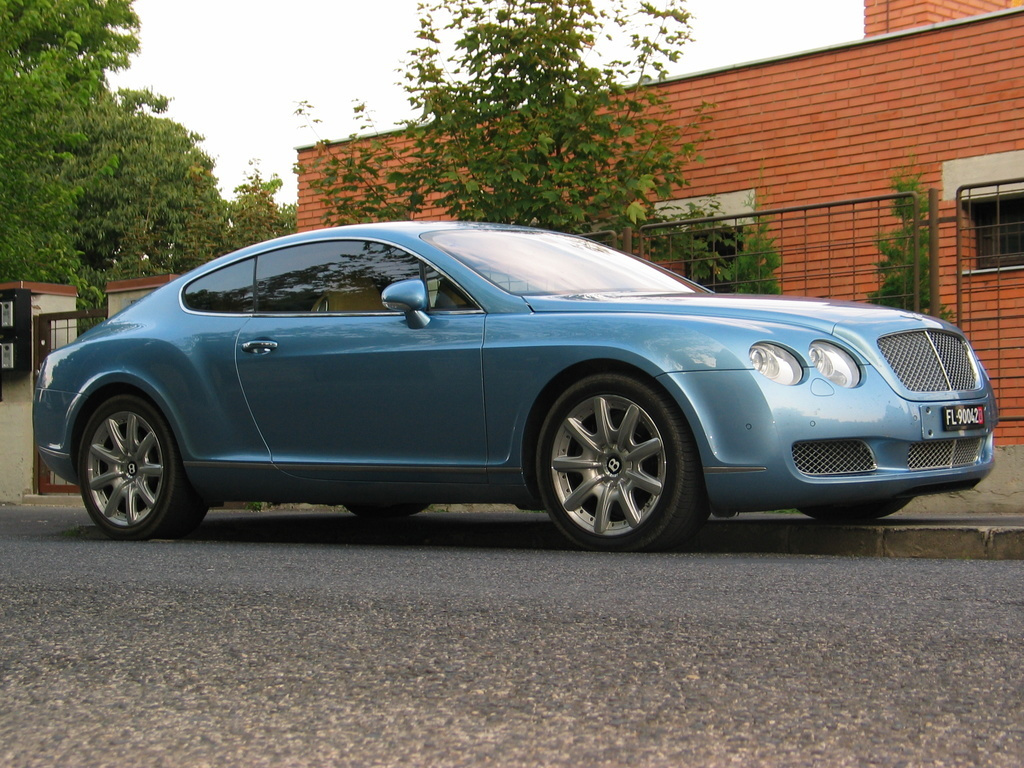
[5,502,1024,559]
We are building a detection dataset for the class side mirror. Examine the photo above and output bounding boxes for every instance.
[382,279,430,329]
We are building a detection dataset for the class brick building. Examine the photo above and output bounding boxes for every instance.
[296,0,1024,444]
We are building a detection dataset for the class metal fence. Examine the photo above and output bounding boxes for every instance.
[632,192,933,313]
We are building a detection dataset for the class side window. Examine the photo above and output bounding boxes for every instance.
[182,258,255,313]
[424,267,476,310]
[255,240,422,313]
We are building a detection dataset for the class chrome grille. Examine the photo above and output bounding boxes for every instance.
[793,440,876,475]
[908,438,983,470]
[877,330,978,392]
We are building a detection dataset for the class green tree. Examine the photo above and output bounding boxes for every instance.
[60,88,228,279]
[64,93,297,297]
[222,165,297,254]
[305,0,710,232]
[0,0,138,284]
[868,166,931,313]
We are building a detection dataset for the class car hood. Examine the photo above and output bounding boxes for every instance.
[522,292,951,337]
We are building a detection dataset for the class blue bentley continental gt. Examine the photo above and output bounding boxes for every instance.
[34,222,997,551]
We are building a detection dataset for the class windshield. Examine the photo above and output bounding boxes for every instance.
[423,229,701,296]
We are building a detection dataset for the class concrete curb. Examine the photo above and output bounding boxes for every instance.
[7,503,1024,560]
[20,494,84,508]
[695,517,1024,560]
[195,509,1024,560]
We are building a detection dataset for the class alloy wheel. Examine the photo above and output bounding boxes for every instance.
[84,410,165,528]
[549,394,667,537]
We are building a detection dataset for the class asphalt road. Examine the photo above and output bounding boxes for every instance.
[1,507,1022,767]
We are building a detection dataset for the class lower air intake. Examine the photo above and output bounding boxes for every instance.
[908,439,983,470]
[792,440,877,476]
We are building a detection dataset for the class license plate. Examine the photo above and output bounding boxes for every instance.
[942,404,985,431]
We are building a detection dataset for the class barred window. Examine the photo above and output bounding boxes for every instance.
[971,196,1024,270]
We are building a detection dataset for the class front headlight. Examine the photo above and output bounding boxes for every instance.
[809,341,861,388]
[749,343,802,386]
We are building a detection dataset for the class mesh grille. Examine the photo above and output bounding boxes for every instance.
[908,438,984,470]
[877,330,978,392]
[792,440,877,475]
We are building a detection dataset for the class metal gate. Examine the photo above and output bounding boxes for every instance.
[34,309,106,494]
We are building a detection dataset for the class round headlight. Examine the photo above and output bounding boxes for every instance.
[809,341,861,388]
[749,343,802,386]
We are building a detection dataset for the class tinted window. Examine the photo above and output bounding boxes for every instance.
[424,267,475,310]
[183,259,255,313]
[256,240,421,313]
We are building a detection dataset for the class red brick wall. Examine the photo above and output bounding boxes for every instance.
[865,0,1012,36]
[661,12,1024,209]
[296,132,423,232]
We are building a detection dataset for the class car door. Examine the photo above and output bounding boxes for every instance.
[234,238,487,484]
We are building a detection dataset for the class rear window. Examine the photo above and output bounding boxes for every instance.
[182,259,255,313]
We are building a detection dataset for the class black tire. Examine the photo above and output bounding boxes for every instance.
[799,499,910,521]
[77,395,207,540]
[345,503,429,518]
[536,373,709,552]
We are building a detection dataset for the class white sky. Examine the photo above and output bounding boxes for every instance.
[110,0,865,204]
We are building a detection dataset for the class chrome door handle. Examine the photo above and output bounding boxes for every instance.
[241,340,279,355]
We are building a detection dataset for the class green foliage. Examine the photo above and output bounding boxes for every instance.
[1,2,296,305]
[304,0,711,233]
[60,88,228,277]
[0,0,138,284]
[222,165,297,254]
[646,192,782,294]
[732,192,782,294]
[61,89,296,298]
[868,166,931,313]
[95,162,296,291]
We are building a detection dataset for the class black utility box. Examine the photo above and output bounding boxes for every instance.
[0,288,32,372]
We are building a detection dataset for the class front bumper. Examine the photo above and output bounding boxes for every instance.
[660,369,997,514]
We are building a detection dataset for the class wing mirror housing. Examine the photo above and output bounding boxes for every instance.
[382,279,430,329]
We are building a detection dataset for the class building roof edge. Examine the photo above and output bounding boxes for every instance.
[658,6,1024,86]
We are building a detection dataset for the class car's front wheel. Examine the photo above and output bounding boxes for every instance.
[77,395,207,540]
[537,374,709,551]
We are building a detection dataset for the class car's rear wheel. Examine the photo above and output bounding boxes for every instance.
[537,373,709,552]
[799,499,910,521]
[345,503,429,518]
[78,395,207,540]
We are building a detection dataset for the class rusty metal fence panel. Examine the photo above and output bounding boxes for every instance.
[33,309,107,371]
